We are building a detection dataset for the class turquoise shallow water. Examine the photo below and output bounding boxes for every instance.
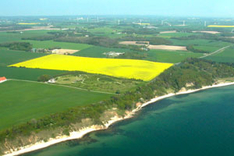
[23,85,234,156]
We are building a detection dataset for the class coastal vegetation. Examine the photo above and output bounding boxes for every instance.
[53,71,143,93]
[1,16,234,155]
[0,80,111,131]
[1,58,234,154]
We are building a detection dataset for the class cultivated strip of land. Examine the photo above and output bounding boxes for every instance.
[0,80,111,131]
[9,79,115,95]
[9,54,173,81]
[199,46,231,58]
[4,81,234,156]
[119,41,187,51]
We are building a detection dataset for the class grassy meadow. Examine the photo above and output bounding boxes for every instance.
[1,16,234,146]
[0,31,53,43]
[21,40,92,50]
[0,48,64,80]
[0,80,111,131]
[193,46,220,53]
[146,50,203,63]
[204,46,234,63]
[0,31,92,50]
[158,32,196,38]
[171,39,231,47]
[54,72,143,93]
[73,46,203,63]
[0,48,46,66]
[0,66,64,81]
[73,46,135,58]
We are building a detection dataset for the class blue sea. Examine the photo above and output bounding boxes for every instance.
[23,85,234,156]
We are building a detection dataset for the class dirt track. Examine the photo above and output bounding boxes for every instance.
[148,45,187,51]
[159,30,177,34]
[119,41,187,51]
[52,49,79,55]
[192,31,220,34]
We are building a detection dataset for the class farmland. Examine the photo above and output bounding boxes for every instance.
[21,40,92,50]
[74,46,203,63]
[170,39,231,47]
[0,80,111,130]
[193,46,220,53]
[1,16,234,154]
[18,23,40,25]
[0,48,46,66]
[208,25,234,28]
[0,31,92,50]
[158,32,195,38]
[9,54,173,81]
[0,66,64,81]
[146,50,203,63]
[0,31,52,43]
[205,46,234,63]
[119,41,187,50]
[0,48,64,80]
[54,72,143,93]
[73,46,136,58]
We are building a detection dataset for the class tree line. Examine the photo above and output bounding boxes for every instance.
[1,58,234,153]
[0,42,32,51]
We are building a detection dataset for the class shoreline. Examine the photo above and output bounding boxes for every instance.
[4,82,234,156]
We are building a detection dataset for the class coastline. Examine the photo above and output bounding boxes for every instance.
[4,82,234,156]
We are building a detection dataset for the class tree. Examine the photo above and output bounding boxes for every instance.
[38,75,51,82]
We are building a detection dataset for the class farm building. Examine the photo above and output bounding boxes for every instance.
[103,51,124,57]
[0,77,7,83]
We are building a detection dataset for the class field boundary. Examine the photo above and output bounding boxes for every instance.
[9,79,115,95]
[199,46,231,58]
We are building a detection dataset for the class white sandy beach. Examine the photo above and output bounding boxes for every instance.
[4,82,234,156]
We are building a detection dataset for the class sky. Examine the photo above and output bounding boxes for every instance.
[1,0,234,17]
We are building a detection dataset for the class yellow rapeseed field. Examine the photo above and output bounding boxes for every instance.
[9,55,173,81]
[17,23,40,25]
[208,25,234,28]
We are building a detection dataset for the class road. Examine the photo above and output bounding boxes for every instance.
[199,45,231,59]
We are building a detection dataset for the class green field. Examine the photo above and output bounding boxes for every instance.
[0,30,92,51]
[1,16,234,145]
[21,40,92,50]
[88,27,115,34]
[170,39,231,47]
[0,66,64,80]
[0,31,53,43]
[158,32,196,38]
[146,50,203,63]
[205,47,234,63]
[54,72,143,93]
[0,80,111,130]
[0,30,92,52]
[0,48,64,80]
[0,48,46,66]
[193,46,220,53]
[88,27,125,38]
[73,46,203,63]
[73,46,135,57]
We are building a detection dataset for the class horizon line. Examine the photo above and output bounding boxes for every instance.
[0,14,233,19]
